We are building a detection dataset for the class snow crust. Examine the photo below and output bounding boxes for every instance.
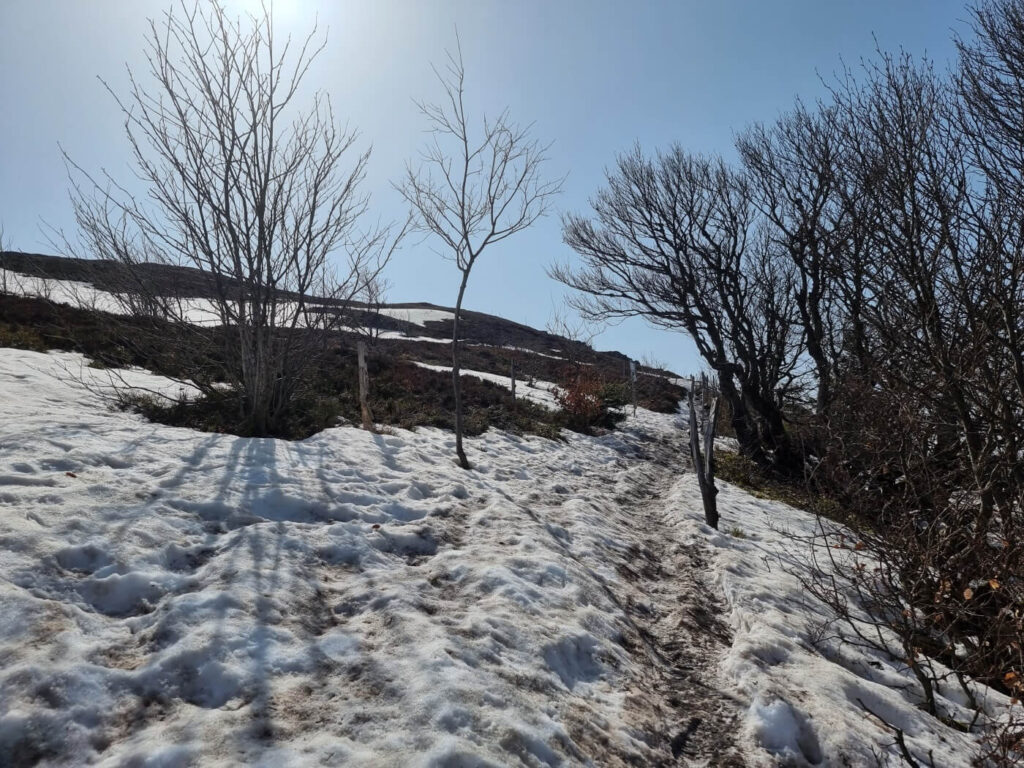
[667,474,1009,766]
[0,349,688,765]
[0,345,1002,766]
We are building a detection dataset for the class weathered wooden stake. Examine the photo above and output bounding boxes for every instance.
[510,358,516,404]
[630,359,637,416]
[357,341,374,431]
[689,386,720,529]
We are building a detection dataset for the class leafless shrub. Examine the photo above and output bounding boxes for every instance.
[545,305,600,368]
[59,1,403,435]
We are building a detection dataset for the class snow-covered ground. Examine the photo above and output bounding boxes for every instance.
[667,478,1012,766]
[372,331,450,343]
[487,345,566,362]
[0,348,733,766]
[0,347,1008,766]
[378,307,455,327]
[1,270,124,315]
[2,269,227,326]
[2,268,456,334]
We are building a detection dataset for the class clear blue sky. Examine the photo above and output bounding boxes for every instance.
[0,0,967,374]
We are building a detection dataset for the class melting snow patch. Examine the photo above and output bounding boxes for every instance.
[748,695,823,765]
[0,347,1004,765]
[378,307,455,327]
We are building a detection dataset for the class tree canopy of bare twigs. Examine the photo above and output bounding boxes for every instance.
[551,146,805,467]
[553,9,1024,751]
[397,39,562,468]
[60,0,403,435]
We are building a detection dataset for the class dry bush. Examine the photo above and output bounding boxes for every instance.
[553,367,626,433]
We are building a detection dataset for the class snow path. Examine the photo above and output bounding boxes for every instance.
[0,349,744,766]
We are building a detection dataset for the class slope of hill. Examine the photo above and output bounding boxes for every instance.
[0,254,1010,766]
[0,250,651,374]
[0,347,1004,767]
[0,252,684,437]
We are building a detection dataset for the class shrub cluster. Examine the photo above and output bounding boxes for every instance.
[552,368,627,433]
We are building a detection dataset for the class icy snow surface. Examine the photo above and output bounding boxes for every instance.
[0,347,1004,766]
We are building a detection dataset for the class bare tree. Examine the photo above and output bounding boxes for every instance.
[61,1,401,436]
[354,273,391,348]
[552,146,805,470]
[545,304,599,368]
[397,40,562,468]
[737,102,850,414]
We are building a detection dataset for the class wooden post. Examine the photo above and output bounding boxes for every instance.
[510,358,516,404]
[630,359,637,416]
[357,341,373,431]
[689,387,720,529]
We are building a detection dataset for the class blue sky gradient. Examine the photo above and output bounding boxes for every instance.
[0,1,967,373]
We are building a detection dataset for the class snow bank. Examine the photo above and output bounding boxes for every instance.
[667,473,1008,766]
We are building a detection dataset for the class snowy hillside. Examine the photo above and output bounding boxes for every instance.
[0,348,1007,766]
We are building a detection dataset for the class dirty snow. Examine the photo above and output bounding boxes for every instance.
[0,348,741,766]
[666,475,1012,766]
[0,345,1004,766]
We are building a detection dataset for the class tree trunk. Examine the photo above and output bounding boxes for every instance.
[717,371,764,465]
[452,271,471,469]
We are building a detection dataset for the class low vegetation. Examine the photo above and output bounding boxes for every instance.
[714,449,839,520]
[0,292,680,442]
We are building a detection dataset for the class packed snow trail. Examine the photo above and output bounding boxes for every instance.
[0,349,744,767]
